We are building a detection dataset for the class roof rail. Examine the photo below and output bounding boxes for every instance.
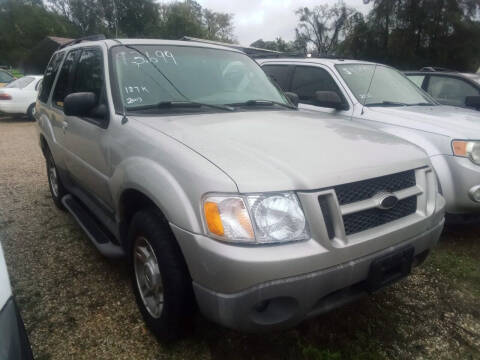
[58,34,106,49]
[252,53,352,61]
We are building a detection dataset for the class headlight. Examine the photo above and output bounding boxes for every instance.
[452,140,480,165]
[203,192,309,244]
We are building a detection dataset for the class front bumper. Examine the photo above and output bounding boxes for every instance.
[191,219,444,332]
[431,154,480,214]
[0,297,34,360]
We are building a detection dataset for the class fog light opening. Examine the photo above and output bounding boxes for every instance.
[468,185,480,203]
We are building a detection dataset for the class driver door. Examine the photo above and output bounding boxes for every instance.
[62,47,114,211]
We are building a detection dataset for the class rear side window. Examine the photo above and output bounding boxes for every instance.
[291,66,344,105]
[262,65,292,91]
[52,49,82,108]
[72,49,104,100]
[38,52,64,103]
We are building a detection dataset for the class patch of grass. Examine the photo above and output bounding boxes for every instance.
[297,331,386,360]
[427,248,480,296]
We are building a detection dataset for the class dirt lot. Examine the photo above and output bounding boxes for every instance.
[0,116,479,360]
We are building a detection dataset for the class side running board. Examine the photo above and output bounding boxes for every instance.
[62,194,125,258]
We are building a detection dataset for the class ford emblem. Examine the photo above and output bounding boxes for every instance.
[377,192,398,210]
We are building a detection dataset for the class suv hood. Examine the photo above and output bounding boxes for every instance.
[135,110,429,192]
[366,105,480,138]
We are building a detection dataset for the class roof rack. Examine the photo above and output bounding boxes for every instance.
[180,36,282,56]
[58,34,106,49]
[419,66,458,73]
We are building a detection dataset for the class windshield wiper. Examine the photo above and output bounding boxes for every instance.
[128,101,234,112]
[226,99,296,110]
[408,102,434,106]
[367,101,409,107]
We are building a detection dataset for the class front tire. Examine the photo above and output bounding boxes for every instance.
[129,210,195,342]
[46,149,66,211]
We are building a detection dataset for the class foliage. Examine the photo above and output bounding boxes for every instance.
[0,0,235,67]
[250,37,306,54]
[295,1,357,56]
[339,0,480,71]
[0,0,79,66]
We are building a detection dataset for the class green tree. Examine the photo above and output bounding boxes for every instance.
[0,0,79,66]
[250,37,307,54]
[344,0,480,71]
[295,1,357,55]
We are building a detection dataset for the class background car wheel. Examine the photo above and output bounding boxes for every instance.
[128,209,195,342]
[46,149,66,211]
[27,103,36,122]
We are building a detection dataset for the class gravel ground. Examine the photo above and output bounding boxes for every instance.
[0,116,479,360]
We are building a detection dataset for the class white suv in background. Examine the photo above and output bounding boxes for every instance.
[259,58,480,220]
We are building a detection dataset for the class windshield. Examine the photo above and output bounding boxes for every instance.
[111,45,288,112]
[0,71,13,83]
[5,76,34,89]
[336,64,435,106]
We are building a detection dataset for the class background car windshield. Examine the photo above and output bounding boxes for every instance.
[336,64,434,106]
[0,71,13,83]
[5,76,34,89]
[112,45,288,110]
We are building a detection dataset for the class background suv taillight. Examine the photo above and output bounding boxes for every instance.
[0,93,12,100]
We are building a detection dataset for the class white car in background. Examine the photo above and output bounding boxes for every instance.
[0,75,43,121]
[0,243,33,359]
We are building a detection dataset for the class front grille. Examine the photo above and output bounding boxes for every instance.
[334,170,416,205]
[343,196,417,235]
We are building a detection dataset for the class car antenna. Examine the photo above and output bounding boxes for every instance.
[361,64,377,115]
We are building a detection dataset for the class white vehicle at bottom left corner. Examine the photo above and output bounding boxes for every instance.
[0,75,43,121]
[0,243,33,359]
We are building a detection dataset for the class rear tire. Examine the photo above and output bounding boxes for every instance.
[46,149,66,211]
[129,210,195,342]
[27,103,36,122]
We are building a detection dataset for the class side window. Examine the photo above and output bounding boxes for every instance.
[38,52,64,103]
[72,49,104,101]
[427,76,480,107]
[291,66,345,106]
[262,65,292,91]
[407,75,425,88]
[52,49,82,108]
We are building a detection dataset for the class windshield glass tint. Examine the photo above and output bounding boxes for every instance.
[111,45,287,110]
[5,76,34,89]
[336,64,434,106]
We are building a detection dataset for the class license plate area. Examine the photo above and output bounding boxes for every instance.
[367,246,414,293]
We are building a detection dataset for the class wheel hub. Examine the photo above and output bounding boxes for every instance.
[133,236,164,318]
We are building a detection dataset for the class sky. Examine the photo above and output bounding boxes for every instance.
[194,0,373,46]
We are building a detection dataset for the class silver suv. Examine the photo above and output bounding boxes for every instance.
[259,58,480,219]
[36,38,445,340]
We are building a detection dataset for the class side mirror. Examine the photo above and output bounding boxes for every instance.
[64,92,97,117]
[284,92,299,107]
[314,91,345,110]
[465,96,480,109]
